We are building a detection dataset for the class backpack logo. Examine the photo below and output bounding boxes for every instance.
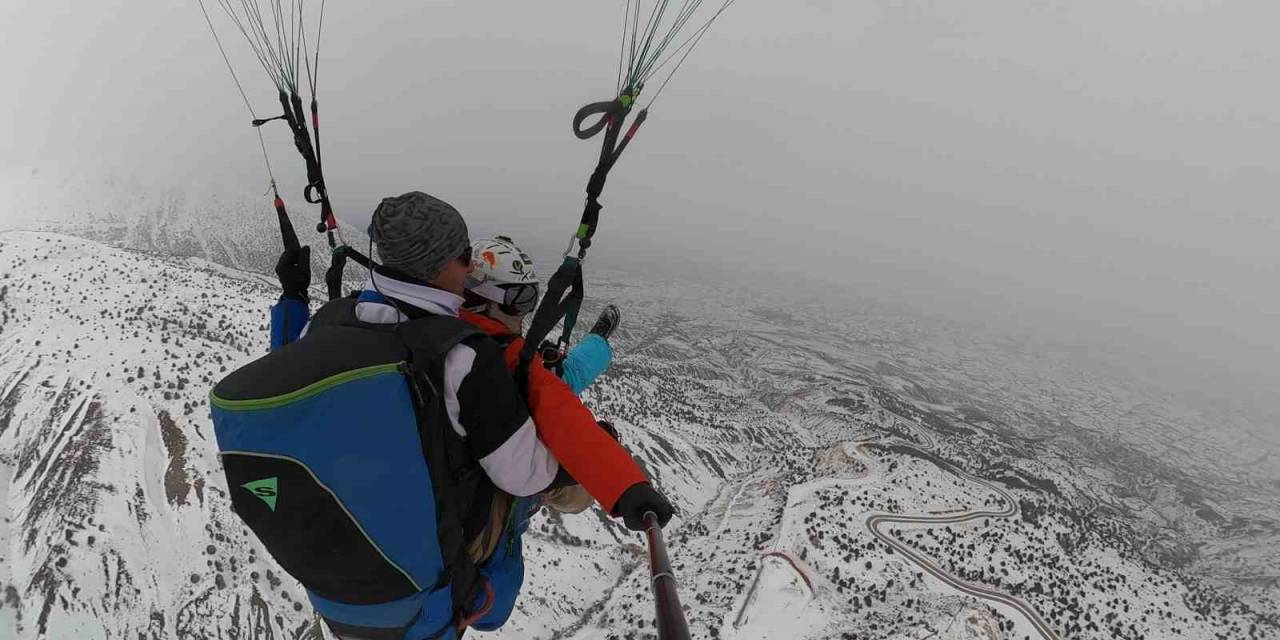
[242,477,278,511]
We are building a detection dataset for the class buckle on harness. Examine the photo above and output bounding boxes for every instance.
[539,341,565,366]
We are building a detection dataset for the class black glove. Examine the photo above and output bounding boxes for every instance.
[275,245,311,301]
[614,482,674,531]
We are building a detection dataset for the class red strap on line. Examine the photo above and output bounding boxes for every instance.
[455,579,496,630]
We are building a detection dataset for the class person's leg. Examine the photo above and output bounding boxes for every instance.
[469,497,541,632]
[560,333,613,395]
[542,485,593,514]
[558,305,621,394]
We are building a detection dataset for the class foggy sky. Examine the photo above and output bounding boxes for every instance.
[3,1,1278,408]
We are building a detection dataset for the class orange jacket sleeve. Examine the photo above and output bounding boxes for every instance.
[520,351,648,513]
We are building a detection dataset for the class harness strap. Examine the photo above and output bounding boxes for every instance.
[271,188,300,253]
[455,579,495,631]
[255,90,370,301]
[397,316,489,627]
[324,245,371,301]
[519,95,647,381]
[517,255,583,387]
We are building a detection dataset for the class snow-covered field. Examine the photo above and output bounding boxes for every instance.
[1,229,1277,639]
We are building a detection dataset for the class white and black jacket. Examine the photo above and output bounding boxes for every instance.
[299,270,560,497]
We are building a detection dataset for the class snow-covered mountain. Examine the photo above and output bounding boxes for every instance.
[1,227,1277,640]
[0,164,368,285]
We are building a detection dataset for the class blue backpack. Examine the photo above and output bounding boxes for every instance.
[210,299,488,639]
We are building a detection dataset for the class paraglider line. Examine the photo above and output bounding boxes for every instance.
[617,0,632,94]
[645,0,737,107]
[197,0,280,186]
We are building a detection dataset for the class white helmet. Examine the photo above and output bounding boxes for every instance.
[466,236,540,313]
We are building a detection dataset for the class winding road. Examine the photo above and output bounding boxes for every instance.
[858,423,1062,640]
[735,418,1062,640]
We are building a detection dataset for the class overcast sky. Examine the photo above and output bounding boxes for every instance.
[2,0,1278,408]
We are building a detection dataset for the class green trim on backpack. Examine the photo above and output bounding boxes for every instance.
[209,362,403,411]
[219,450,424,592]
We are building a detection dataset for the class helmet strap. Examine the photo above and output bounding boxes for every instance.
[484,302,525,334]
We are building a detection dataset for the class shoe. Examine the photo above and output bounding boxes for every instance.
[589,304,621,341]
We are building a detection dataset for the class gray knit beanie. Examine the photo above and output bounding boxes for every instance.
[369,191,470,282]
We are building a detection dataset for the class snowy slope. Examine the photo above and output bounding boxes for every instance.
[1,230,1278,640]
[0,232,315,639]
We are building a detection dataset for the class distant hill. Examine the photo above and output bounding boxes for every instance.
[0,165,367,294]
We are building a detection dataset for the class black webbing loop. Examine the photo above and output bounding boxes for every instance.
[573,100,619,140]
[251,114,288,127]
[304,183,325,205]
